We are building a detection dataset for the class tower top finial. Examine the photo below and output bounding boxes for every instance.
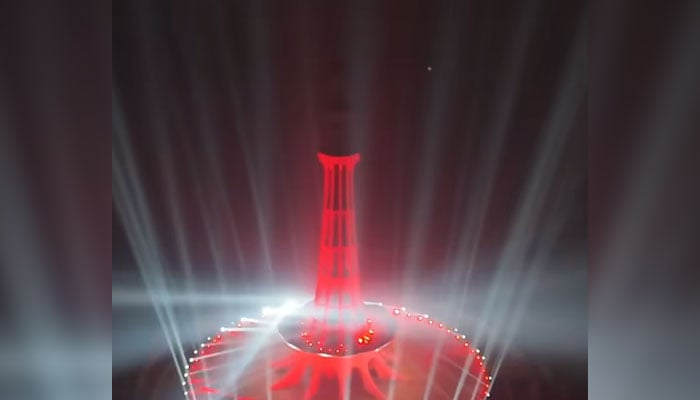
[317,152,360,167]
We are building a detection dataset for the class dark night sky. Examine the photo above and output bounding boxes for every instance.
[113,0,585,281]
[113,0,586,398]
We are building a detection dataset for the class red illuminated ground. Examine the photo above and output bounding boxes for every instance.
[183,304,492,400]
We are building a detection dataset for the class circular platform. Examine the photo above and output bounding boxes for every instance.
[277,303,397,356]
[183,303,492,400]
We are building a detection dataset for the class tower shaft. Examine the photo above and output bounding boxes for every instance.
[315,152,362,310]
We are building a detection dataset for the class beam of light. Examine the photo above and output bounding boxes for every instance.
[422,334,447,400]
[156,135,205,341]
[243,0,277,285]
[183,2,277,286]
[394,4,466,397]
[385,337,404,400]
[238,317,271,324]
[112,287,289,307]
[208,1,261,284]
[400,1,464,302]
[484,177,583,385]
[189,346,250,364]
[453,17,587,399]
[442,0,539,325]
[450,351,482,400]
[419,1,543,397]
[128,68,204,354]
[260,298,305,317]
[167,21,249,295]
[215,313,287,398]
[184,357,248,378]
[116,9,211,375]
[113,95,194,398]
[220,325,269,333]
[112,284,309,371]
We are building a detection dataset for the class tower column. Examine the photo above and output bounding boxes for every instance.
[315,152,362,311]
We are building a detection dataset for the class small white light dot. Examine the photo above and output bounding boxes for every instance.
[427,66,432,71]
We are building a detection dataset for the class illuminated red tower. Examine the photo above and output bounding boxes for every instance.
[314,152,362,313]
[271,151,399,399]
[185,150,493,400]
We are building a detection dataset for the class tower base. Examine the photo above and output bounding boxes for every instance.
[183,303,492,400]
[277,302,396,356]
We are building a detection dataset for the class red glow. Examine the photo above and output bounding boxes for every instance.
[183,152,493,400]
[297,317,378,354]
[314,153,362,314]
[271,346,398,399]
